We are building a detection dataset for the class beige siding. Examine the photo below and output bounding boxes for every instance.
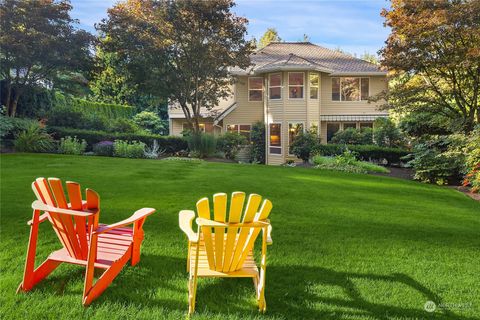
[320,74,387,115]
[222,76,263,127]
[170,119,184,136]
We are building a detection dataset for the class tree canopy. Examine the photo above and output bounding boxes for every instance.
[258,28,281,49]
[378,0,480,133]
[0,0,94,116]
[98,0,253,132]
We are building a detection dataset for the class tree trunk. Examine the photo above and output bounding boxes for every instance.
[10,89,21,117]
[4,82,12,116]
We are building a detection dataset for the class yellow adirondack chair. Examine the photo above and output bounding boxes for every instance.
[179,192,273,314]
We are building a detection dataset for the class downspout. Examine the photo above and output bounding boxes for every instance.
[263,76,268,165]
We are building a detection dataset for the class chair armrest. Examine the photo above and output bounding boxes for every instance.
[27,212,50,226]
[94,208,155,235]
[179,210,198,243]
[32,200,95,217]
[196,217,270,228]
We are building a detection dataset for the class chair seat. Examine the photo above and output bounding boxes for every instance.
[189,236,259,278]
[49,225,134,269]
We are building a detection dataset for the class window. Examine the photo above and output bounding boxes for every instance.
[331,77,369,101]
[326,123,340,142]
[183,123,206,133]
[309,73,319,99]
[288,72,304,99]
[343,123,357,130]
[360,122,373,129]
[269,73,282,100]
[269,123,282,154]
[248,77,263,101]
[227,124,251,141]
[288,122,304,154]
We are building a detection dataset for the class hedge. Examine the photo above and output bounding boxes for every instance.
[53,92,134,119]
[48,126,187,154]
[314,144,410,165]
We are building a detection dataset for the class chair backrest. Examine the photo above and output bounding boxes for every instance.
[32,177,100,261]
[196,192,272,272]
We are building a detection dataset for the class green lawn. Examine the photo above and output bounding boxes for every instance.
[1,154,479,320]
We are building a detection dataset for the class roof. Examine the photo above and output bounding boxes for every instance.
[230,42,386,76]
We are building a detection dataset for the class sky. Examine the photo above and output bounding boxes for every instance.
[70,0,390,57]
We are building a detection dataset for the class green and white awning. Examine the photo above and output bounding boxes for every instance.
[320,114,388,122]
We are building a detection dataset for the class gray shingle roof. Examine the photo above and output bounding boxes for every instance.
[231,42,385,75]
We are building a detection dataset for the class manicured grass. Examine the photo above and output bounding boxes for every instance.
[1,153,479,320]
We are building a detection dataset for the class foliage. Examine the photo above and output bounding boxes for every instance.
[249,121,266,164]
[258,28,281,49]
[376,0,480,133]
[373,118,405,147]
[407,135,466,185]
[93,141,114,157]
[113,140,145,158]
[360,52,378,65]
[398,111,454,137]
[313,151,389,174]
[133,111,167,135]
[314,144,409,165]
[186,133,217,158]
[0,0,94,117]
[108,118,140,134]
[331,128,373,145]
[14,124,54,153]
[290,131,320,163]
[462,127,480,192]
[216,132,247,160]
[99,0,253,133]
[0,81,55,118]
[47,126,187,154]
[144,140,165,159]
[58,136,87,155]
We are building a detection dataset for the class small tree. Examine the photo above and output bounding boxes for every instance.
[250,121,265,164]
[373,118,405,147]
[258,28,281,49]
[290,131,320,163]
[0,0,94,117]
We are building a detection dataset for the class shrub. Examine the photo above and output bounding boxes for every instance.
[291,131,321,163]
[14,124,54,153]
[144,140,165,159]
[133,111,167,135]
[250,121,265,164]
[331,128,373,145]
[407,134,466,185]
[93,141,114,157]
[58,136,87,155]
[313,151,389,174]
[47,126,187,154]
[217,132,247,160]
[373,118,405,148]
[463,127,480,192]
[113,140,145,158]
[186,133,216,158]
[108,118,140,133]
[314,144,409,165]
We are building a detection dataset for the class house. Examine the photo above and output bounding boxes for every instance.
[168,42,388,165]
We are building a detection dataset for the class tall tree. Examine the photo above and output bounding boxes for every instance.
[360,52,378,65]
[258,28,281,49]
[378,0,480,133]
[99,0,253,132]
[0,0,94,117]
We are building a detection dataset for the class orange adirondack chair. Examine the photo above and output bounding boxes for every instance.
[179,192,273,314]
[17,177,155,306]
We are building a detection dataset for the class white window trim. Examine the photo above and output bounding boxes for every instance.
[248,77,263,102]
[226,123,252,139]
[268,122,282,156]
[288,72,305,100]
[268,73,282,100]
[288,121,306,156]
[331,77,370,102]
[309,72,320,100]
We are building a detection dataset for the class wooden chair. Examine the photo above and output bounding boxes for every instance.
[179,192,273,314]
[17,177,155,306]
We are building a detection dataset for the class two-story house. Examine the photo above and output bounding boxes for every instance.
[168,42,388,165]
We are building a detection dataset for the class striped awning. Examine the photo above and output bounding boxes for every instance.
[320,114,388,122]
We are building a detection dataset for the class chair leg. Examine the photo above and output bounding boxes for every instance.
[188,274,198,315]
[18,259,62,292]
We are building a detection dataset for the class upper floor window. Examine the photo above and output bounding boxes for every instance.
[248,77,263,102]
[288,72,304,99]
[309,73,319,99]
[269,73,282,100]
[331,77,369,101]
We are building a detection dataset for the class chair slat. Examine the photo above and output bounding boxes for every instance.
[34,178,76,257]
[48,178,82,259]
[67,182,89,259]
[213,193,227,271]
[223,192,245,271]
[196,197,215,269]
[229,194,262,271]
[234,199,273,270]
